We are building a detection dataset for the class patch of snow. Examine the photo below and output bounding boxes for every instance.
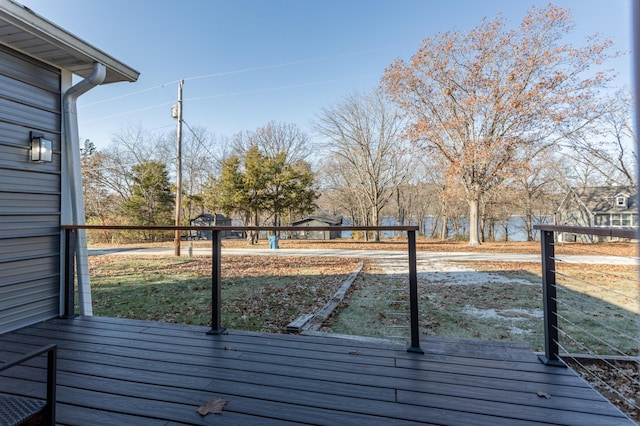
[378,259,534,286]
[508,326,530,335]
[503,308,544,319]
[462,305,543,321]
[462,306,501,319]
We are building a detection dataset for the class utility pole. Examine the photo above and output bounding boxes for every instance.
[174,80,184,257]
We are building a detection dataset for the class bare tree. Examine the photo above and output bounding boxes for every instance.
[382,4,617,245]
[166,124,219,221]
[315,91,411,241]
[511,149,561,241]
[251,121,312,164]
[231,121,312,165]
[80,139,119,230]
[319,156,371,228]
[567,88,636,186]
[97,125,172,201]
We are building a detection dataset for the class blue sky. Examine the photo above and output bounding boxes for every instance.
[16,0,633,150]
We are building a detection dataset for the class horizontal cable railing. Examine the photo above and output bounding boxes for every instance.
[534,225,638,414]
[60,224,424,354]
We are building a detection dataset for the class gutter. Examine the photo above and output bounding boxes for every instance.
[62,62,106,316]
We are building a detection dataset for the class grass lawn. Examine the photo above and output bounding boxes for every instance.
[89,255,361,333]
[89,249,637,356]
[326,260,637,356]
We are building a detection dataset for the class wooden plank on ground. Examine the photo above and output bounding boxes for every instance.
[287,261,363,333]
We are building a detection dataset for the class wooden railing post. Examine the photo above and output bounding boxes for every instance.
[407,230,423,354]
[62,228,77,318]
[207,229,226,335]
[539,230,564,366]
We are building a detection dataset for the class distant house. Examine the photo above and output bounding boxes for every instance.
[290,216,342,240]
[556,186,638,242]
[0,1,139,334]
[187,213,237,240]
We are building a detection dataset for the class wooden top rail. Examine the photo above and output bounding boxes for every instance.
[61,225,419,232]
[534,224,637,240]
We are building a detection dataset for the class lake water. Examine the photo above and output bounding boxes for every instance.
[341,216,552,241]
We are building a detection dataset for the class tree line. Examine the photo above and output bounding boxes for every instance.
[81,4,635,244]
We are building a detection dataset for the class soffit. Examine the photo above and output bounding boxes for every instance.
[0,0,139,84]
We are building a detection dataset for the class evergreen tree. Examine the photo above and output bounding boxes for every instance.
[121,160,174,237]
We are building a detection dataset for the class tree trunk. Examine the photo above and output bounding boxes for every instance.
[526,214,534,241]
[468,198,481,246]
[440,216,448,240]
[373,206,380,242]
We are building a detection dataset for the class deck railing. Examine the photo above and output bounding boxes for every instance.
[60,224,423,353]
[534,224,637,365]
[535,225,638,365]
[534,224,639,414]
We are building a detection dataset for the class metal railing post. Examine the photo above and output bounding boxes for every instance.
[207,229,226,335]
[46,345,57,424]
[539,230,564,366]
[62,228,77,318]
[407,230,423,354]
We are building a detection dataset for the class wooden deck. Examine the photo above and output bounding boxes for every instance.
[0,316,633,425]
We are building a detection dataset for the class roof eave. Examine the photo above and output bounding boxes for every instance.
[0,0,139,84]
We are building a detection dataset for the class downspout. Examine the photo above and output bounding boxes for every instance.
[62,62,106,316]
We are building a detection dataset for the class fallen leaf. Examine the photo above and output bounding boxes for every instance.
[537,391,551,399]
[349,350,360,355]
[197,398,228,416]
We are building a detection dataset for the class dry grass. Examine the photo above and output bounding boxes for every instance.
[89,255,362,333]
[92,236,637,257]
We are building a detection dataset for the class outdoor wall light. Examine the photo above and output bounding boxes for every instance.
[30,134,53,163]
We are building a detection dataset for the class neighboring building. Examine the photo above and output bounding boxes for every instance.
[0,1,138,334]
[556,186,638,242]
[290,216,343,240]
[187,213,237,240]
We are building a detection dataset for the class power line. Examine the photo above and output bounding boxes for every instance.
[181,119,217,161]
[81,74,377,124]
[80,47,391,108]
[185,74,378,103]
[82,101,175,123]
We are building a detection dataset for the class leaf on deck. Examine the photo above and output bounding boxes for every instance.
[536,391,551,399]
[197,398,228,416]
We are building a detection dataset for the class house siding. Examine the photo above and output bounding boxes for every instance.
[0,44,61,334]
[557,186,638,243]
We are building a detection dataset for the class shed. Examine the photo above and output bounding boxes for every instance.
[187,213,235,240]
[0,0,139,334]
[556,186,638,242]
[290,215,343,240]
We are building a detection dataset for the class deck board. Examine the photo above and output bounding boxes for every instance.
[0,316,633,425]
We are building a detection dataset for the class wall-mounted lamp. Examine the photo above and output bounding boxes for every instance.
[30,133,53,163]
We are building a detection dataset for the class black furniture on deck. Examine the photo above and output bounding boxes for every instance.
[0,344,56,426]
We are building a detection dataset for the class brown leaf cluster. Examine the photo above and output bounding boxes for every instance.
[565,359,639,422]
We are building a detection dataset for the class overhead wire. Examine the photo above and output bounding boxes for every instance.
[81,74,377,124]
[80,46,389,109]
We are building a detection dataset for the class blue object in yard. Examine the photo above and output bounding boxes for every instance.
[268,235,279,249]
